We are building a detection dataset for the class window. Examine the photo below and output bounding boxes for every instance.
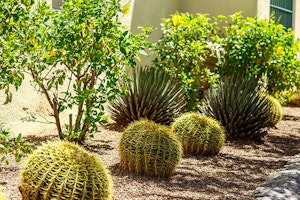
[270,0,293,28]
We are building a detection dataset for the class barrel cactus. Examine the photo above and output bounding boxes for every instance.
[19,141,113,200]
[119,119,182,177]
[172,112,225,155]
[266,95,282,127]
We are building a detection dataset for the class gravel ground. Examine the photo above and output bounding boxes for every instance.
[1,107,300,199]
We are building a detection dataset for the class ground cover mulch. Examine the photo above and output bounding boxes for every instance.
[1,107,300,200]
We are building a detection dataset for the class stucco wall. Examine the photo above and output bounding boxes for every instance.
[180,0,257,17]
[179,0,269,19]
[130,0,179,42]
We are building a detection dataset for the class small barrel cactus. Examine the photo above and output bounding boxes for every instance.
[172,112,226,155]
[19,141,113,200]
[119,119,182,177]
[266,95,282,127]
[0,186,6,200]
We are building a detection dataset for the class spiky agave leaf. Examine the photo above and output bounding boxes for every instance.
[201,75,273,140]
[109,66,186,126]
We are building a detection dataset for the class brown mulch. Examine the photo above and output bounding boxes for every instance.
[1,107,300,200]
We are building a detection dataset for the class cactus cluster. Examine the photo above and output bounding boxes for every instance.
[119,119,182,177]
[265,95,282,127]
[172,113,225,155]
[19,141,113,200]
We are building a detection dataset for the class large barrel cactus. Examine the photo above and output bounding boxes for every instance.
[172,112,226,155]
[266,94,282,127]
[19,141,113,200]
[119,119,182,177]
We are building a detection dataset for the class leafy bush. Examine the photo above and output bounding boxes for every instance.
[1,0,152,143]
[20,141,112,200]
[200,75,273,140]
[108,66,186,126]
[172,112,225,155]
[153,12,219,110]
[217,12,300,95]
[0,0,32,103]
[0,123,32,164]
[119,119,182,177]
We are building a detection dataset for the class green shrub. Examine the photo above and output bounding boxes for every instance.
[265,94,282,127]
[0,123,32,164]
[153,12,219,110]
[109,66,186,126]
[19,141,112,200]
[217,12,300,95]
[172,112,225,155]
[201,75,273,140]
[119,119,182,177]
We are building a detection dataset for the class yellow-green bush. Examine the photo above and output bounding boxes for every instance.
[172,112,225,155]
[218,13,300,95]
[19,141,112,200]
[119,119,182,177]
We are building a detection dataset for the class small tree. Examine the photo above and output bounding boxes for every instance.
[2,0,151,143]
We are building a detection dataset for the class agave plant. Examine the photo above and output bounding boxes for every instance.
[108,66,186,126]
[200,75,273,140]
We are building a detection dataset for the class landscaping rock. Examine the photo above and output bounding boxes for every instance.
[253,154,300,199]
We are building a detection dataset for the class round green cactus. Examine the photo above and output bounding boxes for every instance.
[119,119,182,177]
[19,141,113,200]
[172,112,226,155]
[266,95,282,127]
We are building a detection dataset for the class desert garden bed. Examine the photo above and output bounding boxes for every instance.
[1,107,300,200]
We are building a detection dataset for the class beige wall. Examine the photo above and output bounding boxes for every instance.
[293,0,300,39]
[130,0,179,42]
[180,0,257,17]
